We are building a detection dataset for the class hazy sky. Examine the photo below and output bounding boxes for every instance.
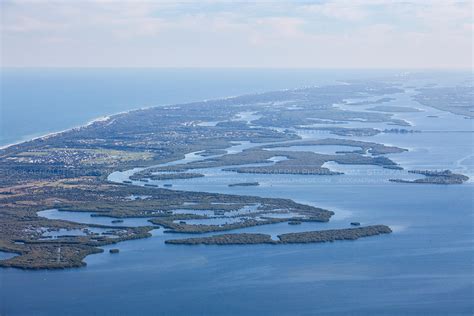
[1,0,472,68]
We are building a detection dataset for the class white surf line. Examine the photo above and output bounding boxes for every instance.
[0,85,328,152]
[0,115,114,150]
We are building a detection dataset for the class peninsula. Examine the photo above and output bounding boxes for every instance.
[0,83,422,269]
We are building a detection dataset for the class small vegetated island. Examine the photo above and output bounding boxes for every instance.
[366,105,422,113]
[165,226,392,245]
[0,82,469,269]
[228,182,260,187]
[390,170,469,184]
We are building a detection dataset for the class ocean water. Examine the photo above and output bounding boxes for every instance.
[1,69,473,315]
[0,68,403,147]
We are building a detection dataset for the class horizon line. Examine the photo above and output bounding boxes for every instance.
[1,66,473,71]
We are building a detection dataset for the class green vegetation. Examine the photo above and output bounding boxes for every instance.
[296,127,381,137]
[228,182,260,187]
[165,225,392,245]
[413,86,474,118]
[0,83,408,269]
[259,138,407,155]
[390,170,469,184]
[366,106,422,113]
[0,179,333,268]
[148,138,405,177]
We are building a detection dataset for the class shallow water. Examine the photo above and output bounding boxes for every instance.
[37,209,157,227]
[176,217,244,226]
[0,251,17,260]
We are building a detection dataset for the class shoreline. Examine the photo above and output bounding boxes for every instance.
[0,84,323,151]
[0,104,167,151]
[0,115,110,150]
[0,103,227,152]
[1,76,471,271]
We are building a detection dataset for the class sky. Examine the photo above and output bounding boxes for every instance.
[0,0,472,69]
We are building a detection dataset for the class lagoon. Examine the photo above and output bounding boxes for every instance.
[1,70,473,315]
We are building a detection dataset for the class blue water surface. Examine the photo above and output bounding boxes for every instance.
[0,69,473,315]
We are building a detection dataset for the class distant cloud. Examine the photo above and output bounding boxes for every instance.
[301,2,369,21]
[1,0,472,68]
